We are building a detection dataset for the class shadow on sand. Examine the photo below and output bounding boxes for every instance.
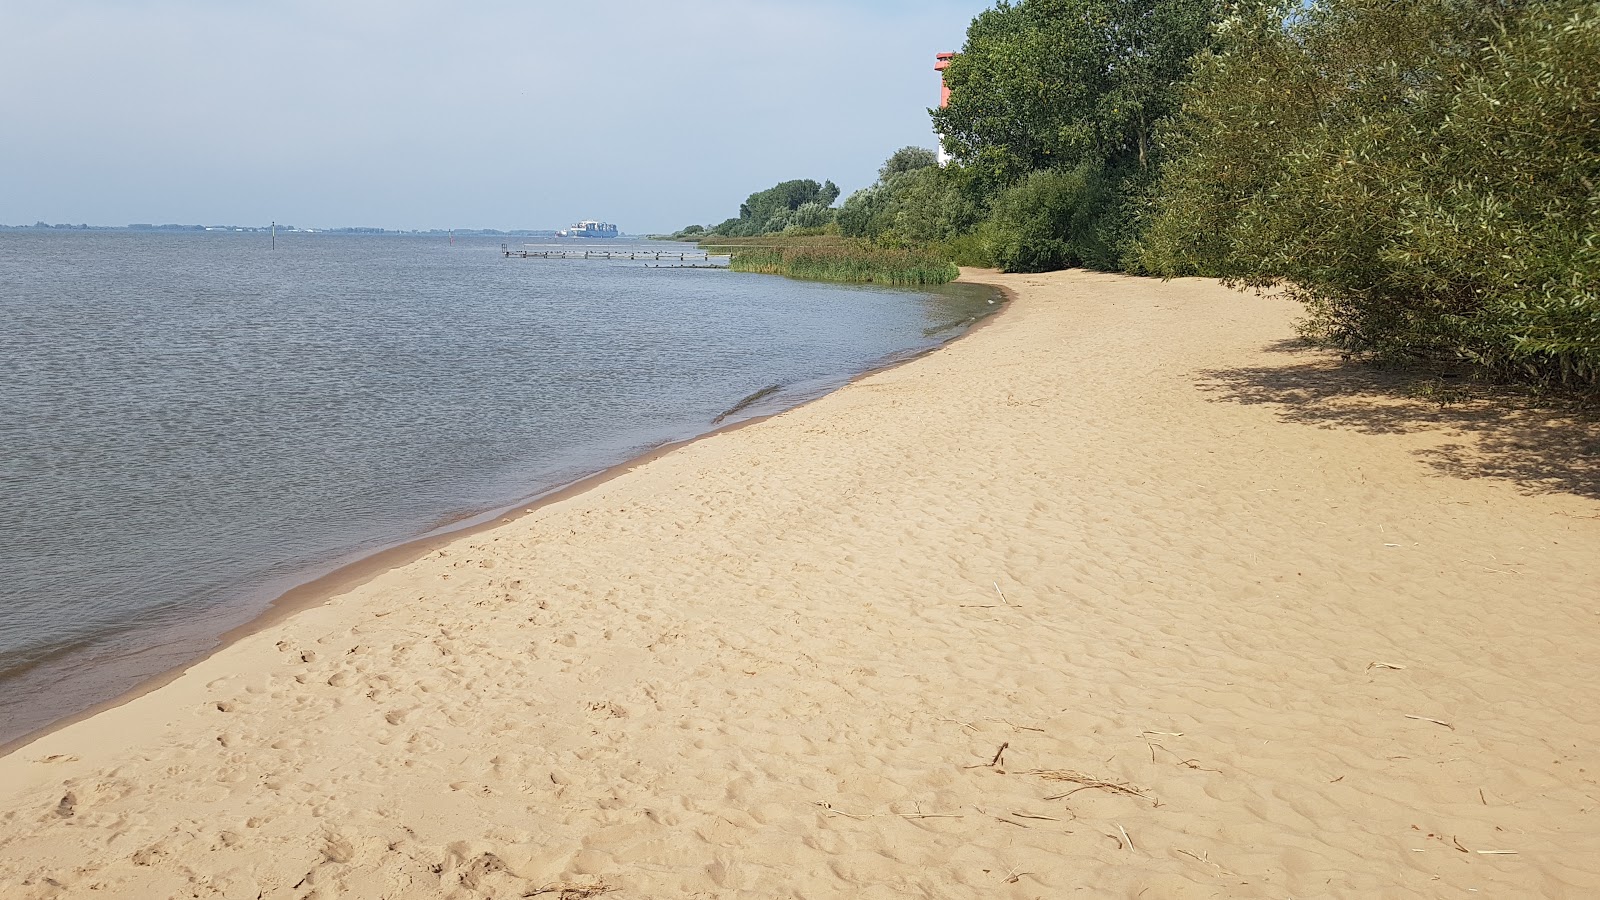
[1194,341,1600,501]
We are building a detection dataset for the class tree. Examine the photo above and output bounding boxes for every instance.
[879,147,939,181]
[932,0,1221,180]
[924,0,1223,271]
[708,178,842,236]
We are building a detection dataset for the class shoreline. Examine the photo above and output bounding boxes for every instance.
[0,283,1008,758]
[3,269,1595,898]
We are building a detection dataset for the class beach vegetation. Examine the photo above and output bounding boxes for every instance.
[832,0,1597,388]
[707,235,960,286]
[1138,0,1600,387]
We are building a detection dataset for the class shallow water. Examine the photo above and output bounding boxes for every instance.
[0,231,996,745]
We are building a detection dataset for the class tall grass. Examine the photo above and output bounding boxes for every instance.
[707,236,959,286]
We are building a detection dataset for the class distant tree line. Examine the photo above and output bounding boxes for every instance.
[672,179,842,239]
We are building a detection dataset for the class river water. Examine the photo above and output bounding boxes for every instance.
[0,231,996,746]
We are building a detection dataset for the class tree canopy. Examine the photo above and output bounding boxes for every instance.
[932,0,1221,182]
[703,178,842,237]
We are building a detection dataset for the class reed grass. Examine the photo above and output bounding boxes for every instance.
[706,236,959,287]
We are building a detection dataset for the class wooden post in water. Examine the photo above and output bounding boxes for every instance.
[271,221,276,250]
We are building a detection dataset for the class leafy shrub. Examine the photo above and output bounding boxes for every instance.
[1142,0,1600,387]
[986,164,1132,272]
[787,201,835,230]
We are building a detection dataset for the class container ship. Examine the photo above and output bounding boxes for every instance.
[557,220,619,238]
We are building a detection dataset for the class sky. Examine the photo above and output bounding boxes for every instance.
[1,0,993,233]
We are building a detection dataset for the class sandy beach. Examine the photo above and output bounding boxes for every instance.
[2,269,1597,898]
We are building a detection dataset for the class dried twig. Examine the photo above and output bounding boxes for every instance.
[1176,848,1236,877]
[815,801,871,820]
[964,742,1010,769]
[1405,714,1456,730]
[1117,823,1134,851]
[524,883,614,899]
[1148,742,1220,772]
[1476,850,1518,855]
[1367,662,1407,671]
[994,581,1013,607]
[1010,812,1062,822]
[1461,558,1524,576]
[1032,769,1151,802]
[988,812,1030,828]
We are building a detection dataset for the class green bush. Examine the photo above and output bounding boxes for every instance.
[1142,0,1600,387]
[933,231,996,269]
[838,153,987,247]
[986,164,1136,272]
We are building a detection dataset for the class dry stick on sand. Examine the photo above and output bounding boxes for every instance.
[1368,662,1407,671]
[524,883,614,899]
[1405,714,1456,730]
[960,582,1018,610]
[993,581,1014,607]
[965,742,1010,769]
[1148,742,1221,772]
[1177,848,1236,877]
[986,811,1031,828]
[1030,770,1152,802]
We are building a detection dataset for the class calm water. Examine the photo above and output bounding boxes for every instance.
[0,231,996,745]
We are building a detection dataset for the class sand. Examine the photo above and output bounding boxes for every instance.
[2,269,1597,899]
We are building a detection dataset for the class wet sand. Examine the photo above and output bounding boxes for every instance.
[2,269,1597,898]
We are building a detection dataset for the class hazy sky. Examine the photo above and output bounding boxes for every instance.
[2,1,992,232]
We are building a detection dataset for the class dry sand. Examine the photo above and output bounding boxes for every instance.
[2,269,1597,899]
